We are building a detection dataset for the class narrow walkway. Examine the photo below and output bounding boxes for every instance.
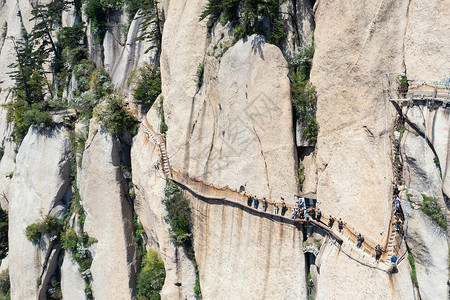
[139,118,400,266]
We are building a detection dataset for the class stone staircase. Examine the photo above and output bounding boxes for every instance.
[138,117,397,269]
[140,119,171,178]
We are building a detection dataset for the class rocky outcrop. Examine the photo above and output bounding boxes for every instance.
[316,238,415,299]
[311,0,408,239]
[163,32,299,203]
[78,121,137,299]
[61,252,88,300]
[189,194,306,299]
[107,10,159,91]
[404,0,450,83]
[9,126,71,300]
[158,0,303,297]
[131,111,197,299]
[403,200,448,300]
[280,0,315,56]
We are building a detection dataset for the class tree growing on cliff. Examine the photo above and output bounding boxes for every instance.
[137,249,166,300]
[200,0,286,46]
[135,0,163,54]
[133,63,161,111]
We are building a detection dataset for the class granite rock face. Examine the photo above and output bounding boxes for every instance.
[9,126,71,300]
[78,121,137,299]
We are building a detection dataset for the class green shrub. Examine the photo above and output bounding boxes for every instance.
[84,0,107,40]
[0,207,8,260]
[421,194,446,228]
[4,98,54,143]
[200,0,286,46]
[133,212,146,255]
[159,97,168,134]
[408,252,418,287]
[73,60,96,93]
[61,229,78,250]
[100,0,124,10]
[0,269,10,298]
[196,63,205,90]
[162,179,191,245]
[94,93,140,135]
[133,64,161,111]
[302,115,319,143]
[137,249,166,300]
[125,0,144,19]
[26,215,61,241]
[298,162,305,191]
[397,74,409,95]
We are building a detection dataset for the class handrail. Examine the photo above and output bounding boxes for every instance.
[138,118,398,262]
[171,168,343,243]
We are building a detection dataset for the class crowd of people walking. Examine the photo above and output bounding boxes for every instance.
[243,183,404,265]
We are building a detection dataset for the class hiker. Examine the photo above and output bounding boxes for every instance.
[247,194,252,206]
[356,234,364,248]
[291,207,297,219]
[328,215,335,228]
[253,197,259,209]
[304,208,309,220]
[299,207,305,219]
[375,244,382,262]
[338,218,344,233]
[299,197,306,208]
[316,209,322,222]
[393,196,400,212]
[262,198,267,212]
[310,207,316,220]
[394,217,402,232]
[281,201,288,216]
[274,202,279,215]
[393,184,399,196]
[389,254,398,273]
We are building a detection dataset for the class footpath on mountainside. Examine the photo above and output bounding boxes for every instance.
[139,116,407,271]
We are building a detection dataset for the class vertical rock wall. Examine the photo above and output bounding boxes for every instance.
[79,122,137,299]
[9,126,71,299]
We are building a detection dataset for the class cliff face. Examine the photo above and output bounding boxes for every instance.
[0,0,448,299]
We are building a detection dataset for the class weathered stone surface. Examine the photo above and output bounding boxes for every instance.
[61,252,88,300]
[426,107,450,200]
[403,203,448,300]
[109,9,159,91]
[190,196,306,299]
[315,239,414,300]
[131,113,196,299]
[404,0,450,83]
[9,126,71,300]
[280,0,315,56]
[103,10,128,75]
[79,120,137,299]
[312,0,408,240]
[402,131,442,197]
[165,34,298,203]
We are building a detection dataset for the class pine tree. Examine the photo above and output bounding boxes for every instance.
[135,0,163,55]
